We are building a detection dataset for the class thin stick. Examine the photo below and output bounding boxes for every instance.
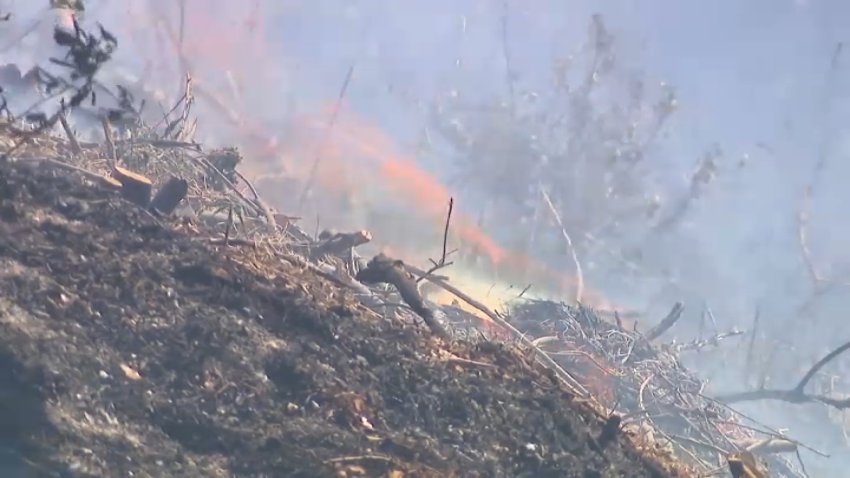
[224,206,234,246]
[325,455,392,464]
[405,262,590,398]
[500,0,516,115]
[297,64,355,210]
[17,156,113,185]
[744,307,760,380]
[797,185,823,287]
[101,117,117,164]
[417,197,454,283]
[58,110,82,155]
[440,197,453,264]
[539,186,584,303]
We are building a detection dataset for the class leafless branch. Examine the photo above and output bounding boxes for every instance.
[716,340,850,410]
[744,307,759,375]
[499,0,516,115]
[797,185,824,288]
[417,197,454,283]
[644,302,684,341]
[297,64,355,210]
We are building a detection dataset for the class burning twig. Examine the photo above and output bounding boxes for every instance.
[716,340,850,410]
[410,267,590,398]
[506,301,812,476]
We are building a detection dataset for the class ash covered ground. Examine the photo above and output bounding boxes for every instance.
[0,158,683,477]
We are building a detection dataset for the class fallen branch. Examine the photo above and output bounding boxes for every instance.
[716,340,850,410]
[644,302,684,341]
[356,254,450,340]
[738,437,798,454]
[19,156,119,189]
[405,263,590,398]
[310,230,372,259]
[112,166,153,207]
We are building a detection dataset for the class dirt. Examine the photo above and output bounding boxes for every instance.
[0,159,684,477]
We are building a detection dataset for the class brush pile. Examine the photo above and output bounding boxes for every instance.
[504,301,812,478]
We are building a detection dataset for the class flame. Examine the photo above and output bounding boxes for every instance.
[104,1,617,310]
[292,109,614,307]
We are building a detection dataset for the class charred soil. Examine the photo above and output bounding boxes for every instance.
[0,160,681,477]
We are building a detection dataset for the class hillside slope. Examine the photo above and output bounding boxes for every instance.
[0,158,681,477]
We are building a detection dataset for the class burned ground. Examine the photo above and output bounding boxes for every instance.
[0,159,681,477]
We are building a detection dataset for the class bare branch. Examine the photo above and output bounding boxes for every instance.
[717,340,850,410]
[792,340,850,394]
[797,185,824,287]
[644,302,684,341]
[417,197,454,283]
[297,64,355,210]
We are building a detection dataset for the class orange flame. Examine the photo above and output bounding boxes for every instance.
[119,1,615,309]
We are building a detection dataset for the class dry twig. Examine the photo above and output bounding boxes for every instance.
[539,186,584,303]
[417,197,454,283]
